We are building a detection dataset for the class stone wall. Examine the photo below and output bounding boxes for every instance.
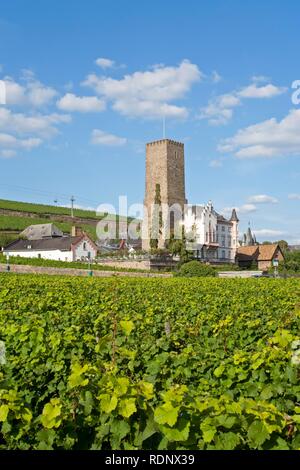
[0,263,171,278]
[97,259,151,271]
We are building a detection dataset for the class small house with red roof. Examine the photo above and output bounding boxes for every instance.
[236,243,284,271]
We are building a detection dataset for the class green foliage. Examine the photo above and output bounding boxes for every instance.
[277,250,300,275]
[150,184,163,250]
[0,274,300,450]
[175,260,216,277]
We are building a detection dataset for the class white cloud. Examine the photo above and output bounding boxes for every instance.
[0,132,42,158]
[200,81,286,126]
[91,129,127,146]
[0,133,42,149]
[4,74,57,107]
[222,204,257,217]
[0,149,16,158]
[238,83,286,99]
[0,107,71,137]
[209,159,223,168]
[288,193,300,200]
[253,229,287,237]
[83,59,202,119]
[95,58,115,69]
[57,93,106,113]
[198,93,241,125]
[251,75,270,83]
[248,194,278,204]
[212,71,222,83]
[218,109,300,158]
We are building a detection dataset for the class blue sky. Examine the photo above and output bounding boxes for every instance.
[0,0,300,242]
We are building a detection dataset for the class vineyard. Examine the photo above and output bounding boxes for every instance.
[0,274,300,450]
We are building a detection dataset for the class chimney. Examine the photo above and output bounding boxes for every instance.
[71,226,83,237]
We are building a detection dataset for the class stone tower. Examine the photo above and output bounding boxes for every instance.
[142,139,186,251]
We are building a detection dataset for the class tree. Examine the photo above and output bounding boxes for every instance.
[150,184,163,250]
[276,240,289,253]
[175,260,216,277]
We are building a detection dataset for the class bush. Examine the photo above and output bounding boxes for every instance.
[175,260,216,277]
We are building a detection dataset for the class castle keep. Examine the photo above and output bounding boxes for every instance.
[142,139,186,250]
[142,138,239,262]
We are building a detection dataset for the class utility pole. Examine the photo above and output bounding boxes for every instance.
[70,195,75,218]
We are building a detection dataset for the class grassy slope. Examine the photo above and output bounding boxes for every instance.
[0,198,139,242]
[0,198,132,221]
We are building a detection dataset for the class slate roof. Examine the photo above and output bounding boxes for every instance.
[20,223,63,240]
[216,213,232,225]
[4,236,83,252]
[230,208,239,222]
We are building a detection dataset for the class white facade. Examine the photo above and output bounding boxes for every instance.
[4,249,74,262]
[73,239,97,261]
[216,222,238,262]
[184,202,238,263]
[4,236,98,263]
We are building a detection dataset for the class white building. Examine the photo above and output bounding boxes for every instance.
[3,224,98,262]
[184,202,239,263]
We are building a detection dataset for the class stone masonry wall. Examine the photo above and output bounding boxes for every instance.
[143,139,186,250]
[0,263,171,278]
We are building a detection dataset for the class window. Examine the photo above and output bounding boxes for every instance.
[228,236,231,246]
[221,237,225,247]
[222,226,225,232]
[222,250,226,259]
[83,242,87,250]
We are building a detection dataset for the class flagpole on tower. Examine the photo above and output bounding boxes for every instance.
[163,115,166,139]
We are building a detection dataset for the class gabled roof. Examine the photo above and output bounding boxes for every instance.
[4,236,83,252]
[257,244,282,261]
[20,223,63,240]
[236,246,259,261]
[237,244,283,261]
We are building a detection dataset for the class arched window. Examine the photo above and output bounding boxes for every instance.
[83,242,87,250]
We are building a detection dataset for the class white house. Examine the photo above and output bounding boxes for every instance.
[184,201,239,263]
[3,225,98,262]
